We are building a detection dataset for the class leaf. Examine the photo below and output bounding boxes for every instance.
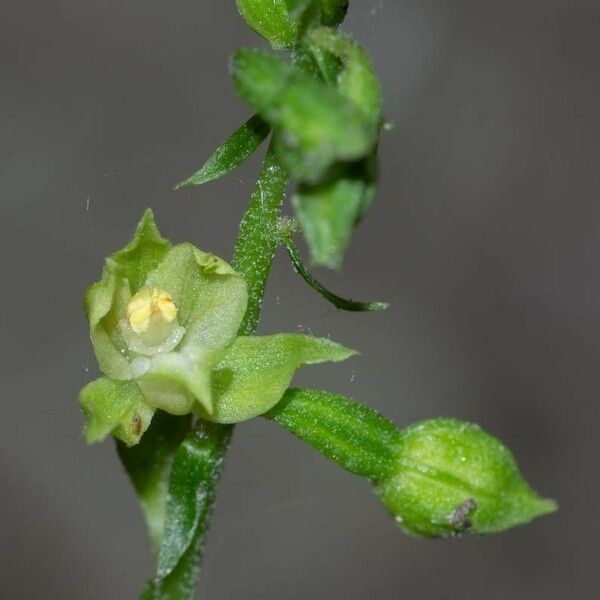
[203,334,357,423]
[376,418,557,537]
[293,153,377,268]
[141,421,232,600]
[284,237,388,311]
[174,115,270,189]
[79,377,155,446]
[231,49,377,182]
[236,0,299,49]
[264,387,400,481]
[117,412,192,554]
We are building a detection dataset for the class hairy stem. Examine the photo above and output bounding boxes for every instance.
[181,141,288,588]
[234,142,289,334]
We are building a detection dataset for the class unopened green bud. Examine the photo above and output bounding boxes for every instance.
[375,419,556,537]
[237,0,300,49]
[236,1,349,49]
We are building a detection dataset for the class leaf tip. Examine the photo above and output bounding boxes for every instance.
[173,179,189,191]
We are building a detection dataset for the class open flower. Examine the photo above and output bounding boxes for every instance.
[80,209,356,446]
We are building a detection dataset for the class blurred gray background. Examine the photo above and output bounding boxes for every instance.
[1,0,598,598]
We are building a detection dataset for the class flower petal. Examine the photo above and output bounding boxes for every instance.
[145,243,248,350]
[204,334,357,423]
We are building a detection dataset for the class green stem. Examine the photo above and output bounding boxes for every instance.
[171,142,288,593]
[234,142,289,334]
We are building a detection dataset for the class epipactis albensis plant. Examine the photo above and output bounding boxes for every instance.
[80,2,556,599]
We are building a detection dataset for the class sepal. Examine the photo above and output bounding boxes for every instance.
[84,209,171,379]
[79,377,155,447]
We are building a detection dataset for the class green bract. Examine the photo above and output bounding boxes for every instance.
[375,419,557,537]
[80,210,355,446]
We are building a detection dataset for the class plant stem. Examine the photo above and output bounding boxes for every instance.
[181,141,288,587]
[234,142,289,334]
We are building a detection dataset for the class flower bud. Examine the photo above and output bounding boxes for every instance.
[375,419,556,537]
[236,0,300,49]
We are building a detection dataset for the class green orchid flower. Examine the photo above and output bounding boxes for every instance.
[80,209,356,446]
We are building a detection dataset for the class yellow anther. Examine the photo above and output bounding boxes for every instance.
[127,287,178,334]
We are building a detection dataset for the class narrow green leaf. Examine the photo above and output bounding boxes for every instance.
[264,387,400,481]
[284,237,388,311]
[204,334,357,423]
[141,421,232,600]
[174,115,270,189]
[118,412,191,554]
[231,49,377,182]
[80,377,155,447]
